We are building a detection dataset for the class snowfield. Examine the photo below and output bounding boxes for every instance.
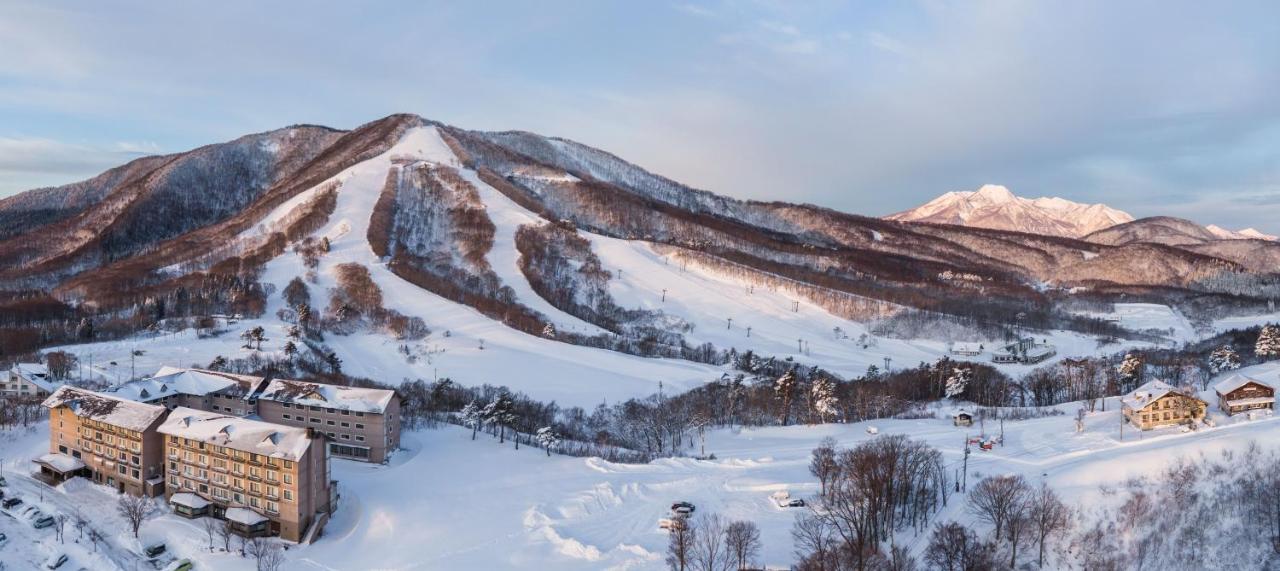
[5,362,1280,569]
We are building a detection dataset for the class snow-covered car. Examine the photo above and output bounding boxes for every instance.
[166,559,194,571]
[0,475,8,486]
[144,543,167,558]
[1,497,21,509]
[34,515,56,529]
[670,501,695,515]
[45,552,69,569]
[0,531,7,544]
[785,498,806,508]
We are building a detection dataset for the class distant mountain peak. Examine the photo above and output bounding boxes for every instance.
[1206,224,1278,241]
[886,185,1134,238]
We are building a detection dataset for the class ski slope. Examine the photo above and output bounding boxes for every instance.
[43,126,1191,409]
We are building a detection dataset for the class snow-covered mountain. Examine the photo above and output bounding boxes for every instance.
[4,114,1280,400]
[1206,224,1278,241]
[886,184,1135,238]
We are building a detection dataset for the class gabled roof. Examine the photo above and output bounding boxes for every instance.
[111,367,261,403]
[258,379,396,414]
[41,386,168,432]
[11,363,61,392]
[157,407,314,461]
[1121,379,1199,410]
[1214,373,1273,395]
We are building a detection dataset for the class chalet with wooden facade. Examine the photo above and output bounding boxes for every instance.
[1121,380,1207,430]
[1214,374,1275,416]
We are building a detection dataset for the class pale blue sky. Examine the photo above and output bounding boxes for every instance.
[2,1,1278,231]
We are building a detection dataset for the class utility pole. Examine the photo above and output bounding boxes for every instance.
[792,301,799,312]
[963,436,971,492]
[883,356,892,373]
[727,318,733,330]
[999,418,1004,446]
[661,289,667,303]
[746,326,752,338]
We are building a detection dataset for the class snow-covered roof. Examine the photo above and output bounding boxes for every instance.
[258,379,396,414]
[158,407,315,461]
[951,343,982,353]
[1214,373,1273,395]
[35,452,85,473]
[953,409,973,418]
[111,368,255,403]
[225,507,269,525]
[11,363,61,392]
[170,492,210,509]
[1121,380,1195,410]
[42,386,168,432]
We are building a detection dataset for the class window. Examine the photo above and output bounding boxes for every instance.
[170,476,179,487]
[341,434,351,440]
[267,501,278,513]
[282,414,291,420]
[340,422,350,428]
[355,436,365,442]
[284,474,293,484]
[341,410,350,416]
[327,420,335,426]
[118,464,127,475]
[284,490,293,501]
[356,412,365,417]
[310,418,320,424]
[355,424,365,430]
[58,445,68,454]
[310,406,320,412]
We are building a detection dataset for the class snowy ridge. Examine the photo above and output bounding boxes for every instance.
[1206,224,1278,241]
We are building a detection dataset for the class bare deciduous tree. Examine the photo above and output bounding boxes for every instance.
[792,513,836,571]
[810,436,839,498]
[690,513,732,571]
[203,517,220,551]
[667,515,698,571]
[924,521,996,571]
[725,520,761,570]
[1029,482,1072,568]
[968,474,1030,541]
[116,494,150,538]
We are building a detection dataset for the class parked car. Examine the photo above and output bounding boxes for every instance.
[1,497,21,509]
[670,501,695,515]
[144,543,167,558]
[0,531,7,544]
[168,559,193,571]
[45,552,69,569]
[786,498,806,508]
[0,475,9,486]
[34,515,56,529]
